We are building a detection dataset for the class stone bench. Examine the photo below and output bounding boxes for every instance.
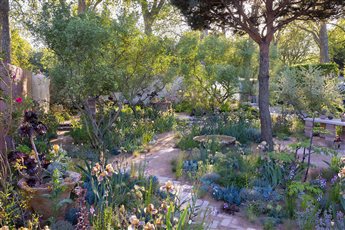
[304,117,345,146]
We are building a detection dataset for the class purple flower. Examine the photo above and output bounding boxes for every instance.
[331,175,338,185]
[319,178,327,189]
[317,194,323,202]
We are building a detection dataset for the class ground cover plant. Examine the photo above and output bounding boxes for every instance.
[70,105,176,157]
[1,0,345,229]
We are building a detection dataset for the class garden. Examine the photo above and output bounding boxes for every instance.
[1,1,345,230]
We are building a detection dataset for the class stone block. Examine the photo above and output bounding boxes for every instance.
[220,218,232,227]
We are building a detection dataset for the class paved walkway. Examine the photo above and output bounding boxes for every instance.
[131,127,261,230]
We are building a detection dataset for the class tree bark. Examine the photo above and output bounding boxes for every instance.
[144,16,153,35]
[0,0,11,63]
[258,42,274,150]
[319,21,330,63]
[78,0,87,14]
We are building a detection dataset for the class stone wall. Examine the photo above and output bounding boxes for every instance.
[0,64,49,153]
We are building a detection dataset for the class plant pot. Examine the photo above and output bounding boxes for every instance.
[18,171,81,220]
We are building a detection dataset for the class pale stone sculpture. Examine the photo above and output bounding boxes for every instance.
[32,73,50,113]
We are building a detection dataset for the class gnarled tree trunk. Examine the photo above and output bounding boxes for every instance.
[319,21,330,63]
[258,41,274,150]
[78,0,86,14]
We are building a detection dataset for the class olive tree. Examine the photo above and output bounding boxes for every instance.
[276,66,342,180]
[171,0,345,149]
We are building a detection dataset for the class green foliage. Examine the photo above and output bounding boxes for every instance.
[69,118,89,145]
[32,4,175,107]
[199,113,261,144]
[277,23,318,66]
[272,114,292,138]
[287,182,322,197]
[259,158,284,189]
[176,125,200,150]
[175,153,184,179]
[329,19,345,74]
[275,66,343,116]
[153,112,176,133]
[176,32,252,110]
[214,150,257,188]
[42,169,72,223]
[70,107,175,155]
[10,29,33,70]
[30,48,57,75]
[0,186,28,228]
[291,63,339,77]
[79,161,191,230]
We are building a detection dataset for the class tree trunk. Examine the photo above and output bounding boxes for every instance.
[0,0,11,63]
[144,16,153,35]
[78,0,86,14]
[319,22,330,63]
[258,42,274,150]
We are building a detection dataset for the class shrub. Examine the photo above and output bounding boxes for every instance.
[176,126,200,150]
[200,114,261,144]
[69,119,89,145]
[175,154,184,179]
[296,202,318,230]
[272,114,292,137]
[183,160,198,173]
[153,113,176,133]
[70,107,176,155]
[291,63,339,76]
[214,150,256,188]
[78,161,191,229]
[211,185,242,205]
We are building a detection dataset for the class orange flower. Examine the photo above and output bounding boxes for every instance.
[144,204,158,215]
[91,163,101,175]
[129,215,140,227]
[143,222,155,230]
[97,171,108,182]
[105,164,115,176]
[160,180,175,193]
[161,201,169,210]
[338,166,345,178]
[155,218,162,226]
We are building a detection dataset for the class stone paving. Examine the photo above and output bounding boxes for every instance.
[133,130,262,230]
[123,113,262,229]
[155,175,261,230]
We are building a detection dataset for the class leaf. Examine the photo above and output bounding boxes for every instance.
[177,205,189,230]
[166,204,173,230]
